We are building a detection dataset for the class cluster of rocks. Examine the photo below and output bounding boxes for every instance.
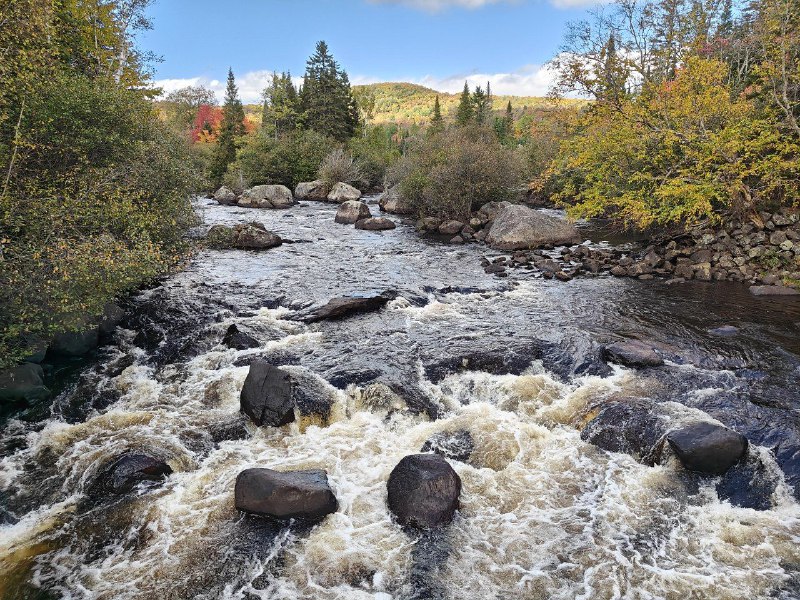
[214,184,296,209]
[335,200,396,231]
[0,303,125,406]
[479,245,623,280]
[205,222,283,250]
[294,180,362,203]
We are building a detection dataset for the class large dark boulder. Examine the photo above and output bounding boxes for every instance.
[667,422,748,475]
[0,363,50,405]
[293,292,395,323]
[602,340,664,368]
[485,202,581,250]
[222,324,260,350]
[234,468,338,521]
[420,430,474,463]
[51,325,99,357]
[240,360,295,427]
[98,303,125,337]
[89,453,172,496]
[387,454,461,529]
[581,400,667,462]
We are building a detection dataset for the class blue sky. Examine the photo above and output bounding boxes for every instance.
[142,0,603,102]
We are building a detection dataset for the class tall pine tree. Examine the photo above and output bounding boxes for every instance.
[455,81,473,126]
[298,41,359,141]
[262,71,298,139]
[211,68,245,185]
[430,95,444,133]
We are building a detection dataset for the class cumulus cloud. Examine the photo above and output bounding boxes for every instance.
[152,70,296,104]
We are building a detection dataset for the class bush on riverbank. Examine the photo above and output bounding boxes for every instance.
[0,1,198,368]
[387,126,526,221]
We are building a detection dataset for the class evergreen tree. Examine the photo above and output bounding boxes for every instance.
[298,41,359,141]
[472,83,491,125]
[211,68,245,185]
[430,95,444,133]
[495,100,514,142]
[262,71,298,139]
[455,81,473,126]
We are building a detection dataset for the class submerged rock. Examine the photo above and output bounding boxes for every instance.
[293,292,395,323]
[420,430,474,463]
[234,468,338,521]
[238,185,294,209]
[666,422,748,475]
[355,217,396,231]
[222,324,260,350]
[90,453,172,496]
[0,363,50,404]
[387,454,461,529]
[602,340,664,368]
[749,285,800,296]
[240,360,295,427]
[335,200,371,224]
[295,180,328,200]
[327,182,362,203]
[485,202,581,250]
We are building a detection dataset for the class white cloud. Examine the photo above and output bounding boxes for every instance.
[370,0,606,10]
[152,70,296,104]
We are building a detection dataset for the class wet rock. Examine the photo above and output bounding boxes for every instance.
[438,220,464,235]
[749,285,800,296]
[98,303,125,337]
[486,202,581,250]
[602,340,664,368]
[327,182,362,203]
[240,360,295,427]
[90,453,172,496]
[666,422,748,475]
[581,400,666,461]
[293,292,395,323]
[449,235,464,244]
[0,363,50,404]
[239,185,294,209]
[222,324,260,350]
[233,223,283,249]
[424,349,534,383]
[355,217,396,231]
[51,324,99,357]
[213,185,238,205]
[420,430,474,462]
[335,200,371,224]
[387,454,461,529]
[208,416,251,444]
[715,451,780,510]
[708,325,739,336]
[294,180,328,200]
[484,263,506,275]
[235,468,338,522]
[378,186,413,215]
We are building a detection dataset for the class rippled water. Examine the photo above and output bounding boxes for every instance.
[2,197,800,599]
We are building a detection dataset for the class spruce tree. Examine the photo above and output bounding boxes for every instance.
[262,71,298,139]
[472,84,490,125]
[504,100,513,135]
[430,95,444,133]
[298,41,359,141]
[455,81,473,126]
[211,68,245,185]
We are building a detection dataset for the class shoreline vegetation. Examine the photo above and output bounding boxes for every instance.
[1,0,799,383]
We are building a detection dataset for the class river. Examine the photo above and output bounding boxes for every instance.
[1,196,800,599]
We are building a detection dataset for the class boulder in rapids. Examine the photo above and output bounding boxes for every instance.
[387,453,461,529]
[378,186,413,215]
[240,360,295,426]
[749,285,800,296]
[438,220,464,235]
[50,323,100,357]
[213,185,238,205]
[580,400,667,461]
[355,217,396,231]
[235,468,338,521]
[98,303,125,337]
[294,180,328,200]
[222,324,260,350]
[420,430,474,463]
[238,185,294,209]
[335,200,372,224]
[666,422,748,475]
[0,363,50,405]
[292,292,396,323]
[485,202,581,250]
[232,223,282,249]
[327,182,362,203]
[602,340,664,368]
[90,453,172,496]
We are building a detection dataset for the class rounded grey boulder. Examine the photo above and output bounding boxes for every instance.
[235,468,338,522]
[355,217,396,231]
[90,453,172,496]
[485,202,581,250]
[387,453,461,529]
[667,422,748,475]
[335,200,372,224]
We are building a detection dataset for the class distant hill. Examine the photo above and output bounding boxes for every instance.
[353,82,578,126]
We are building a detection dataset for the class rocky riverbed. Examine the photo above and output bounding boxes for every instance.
[1,196,800,599]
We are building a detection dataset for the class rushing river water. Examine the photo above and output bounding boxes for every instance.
[2,197,800,600]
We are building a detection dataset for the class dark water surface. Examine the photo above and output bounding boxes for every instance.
[1,197,799,599]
